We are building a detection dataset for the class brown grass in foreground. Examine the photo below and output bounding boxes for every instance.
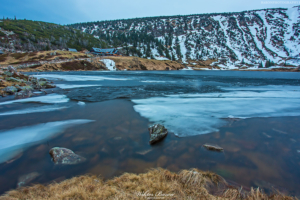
[0,168,295,200]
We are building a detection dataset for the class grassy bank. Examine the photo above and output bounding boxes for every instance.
[0,51,88,66]
[0,168,293,200]
[99,56,185,71]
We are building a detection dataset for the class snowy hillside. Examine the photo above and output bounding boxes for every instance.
[71,6,300,68]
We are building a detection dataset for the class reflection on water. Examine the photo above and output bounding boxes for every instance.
[0,100,299,196]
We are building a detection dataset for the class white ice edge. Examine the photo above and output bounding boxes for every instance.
[0,105,69,116]
[0,94,69,105]
[56,84,101,89]
[33,74,128,81]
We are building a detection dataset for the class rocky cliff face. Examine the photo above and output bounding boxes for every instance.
[71,6,300,68]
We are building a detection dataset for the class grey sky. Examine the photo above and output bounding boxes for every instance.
[0,0,297,24]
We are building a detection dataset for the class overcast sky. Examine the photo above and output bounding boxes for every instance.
[0,0,297,24]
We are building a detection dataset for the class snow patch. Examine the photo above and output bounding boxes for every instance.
[100,59,116,71]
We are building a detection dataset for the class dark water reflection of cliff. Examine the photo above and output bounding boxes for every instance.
[0,99,300,196]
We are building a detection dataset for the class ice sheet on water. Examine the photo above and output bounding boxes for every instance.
[132,85,300,137]
[141,81,167,83]
[56,84,101,89]
[77,101,85,106]
[0,94,69,105]
[0,119,94,163]
[0,105,68,116]
[33,74,127,81]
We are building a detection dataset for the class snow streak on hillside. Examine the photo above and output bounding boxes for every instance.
[72,6,300,68]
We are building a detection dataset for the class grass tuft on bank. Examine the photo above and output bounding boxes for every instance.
[0,168,294,200]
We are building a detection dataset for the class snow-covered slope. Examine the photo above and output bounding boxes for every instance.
[72,6,300,68]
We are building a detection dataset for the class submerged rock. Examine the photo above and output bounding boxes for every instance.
[49,147,86,165]
[17,172,40,188]
[15,90,33,99]
[45,83,56,89]
[203,144,224,152]
[148,124,168,144]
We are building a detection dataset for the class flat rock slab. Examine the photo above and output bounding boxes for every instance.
[203,144,224,152]
[149,124,168,144]
[49,147,86,165]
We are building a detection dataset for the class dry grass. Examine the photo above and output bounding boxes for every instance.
[0,51,88,66]
[0,168,295,200]
[18,59,106,72]
[105,56,185,70]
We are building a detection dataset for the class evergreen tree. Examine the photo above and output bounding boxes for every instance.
[176,45,181,59]
[165,49,171,59]
[171,53,175,61]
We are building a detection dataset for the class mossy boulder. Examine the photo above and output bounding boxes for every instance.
[5,77,22,83]
[3,86,18,94]
[20,85,34,91]
[148,124,168,144]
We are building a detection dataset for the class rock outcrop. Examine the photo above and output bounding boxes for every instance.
[0,66,56,96]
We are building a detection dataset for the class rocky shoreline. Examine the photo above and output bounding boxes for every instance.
[0,66,55,97]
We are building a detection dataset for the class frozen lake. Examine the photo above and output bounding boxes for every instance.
[0,70,300,196]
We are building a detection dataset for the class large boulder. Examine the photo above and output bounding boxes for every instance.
[148,124,168,144]
[36,81,56,89]
[45,82,56,88]
[20,85,34,91]
[3,86,17,94]
[49,147,86,165]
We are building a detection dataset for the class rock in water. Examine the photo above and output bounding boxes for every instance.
[49,147,86,165]
[3,86,17,94]
[148,124,168,144]
[203,144,224,152]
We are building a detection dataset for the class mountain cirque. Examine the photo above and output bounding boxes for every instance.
[71,6,300,68]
